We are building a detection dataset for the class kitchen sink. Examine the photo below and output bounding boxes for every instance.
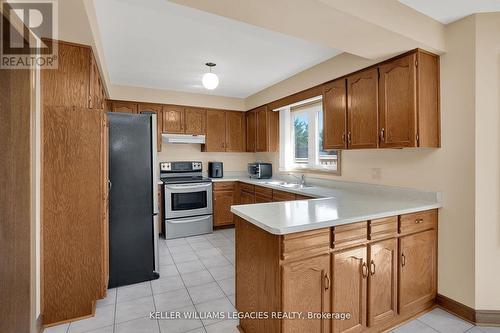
[264,181,313,189]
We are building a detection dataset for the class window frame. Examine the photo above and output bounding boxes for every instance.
[276,96,341,175]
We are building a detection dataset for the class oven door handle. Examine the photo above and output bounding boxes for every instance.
[164,183,212,190]
[167,216,211,224]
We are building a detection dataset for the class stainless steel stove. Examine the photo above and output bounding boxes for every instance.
[160,161,213,239]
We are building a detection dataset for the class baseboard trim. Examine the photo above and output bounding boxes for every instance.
[437,294,500,326]
[36,314,43,333]
[436,294,476,323]
[476,310,500,326]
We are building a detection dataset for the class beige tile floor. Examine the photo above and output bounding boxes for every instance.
[44,229,499,333]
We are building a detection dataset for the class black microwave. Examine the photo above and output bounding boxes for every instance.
[248,162,272,179]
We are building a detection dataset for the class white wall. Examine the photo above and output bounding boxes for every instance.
[474,12,500,310]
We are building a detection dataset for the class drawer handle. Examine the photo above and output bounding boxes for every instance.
[415,218,424,224]
[401,253,406,267]
[361,262,368,278]
[324,273,331,291]
[370,260,376,276]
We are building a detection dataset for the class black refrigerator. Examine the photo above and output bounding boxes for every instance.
[108,112,160,288]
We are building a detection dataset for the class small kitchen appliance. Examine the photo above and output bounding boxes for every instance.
[248,162,272,179]
[208,161,224,178]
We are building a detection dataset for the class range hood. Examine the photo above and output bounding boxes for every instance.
[162,133,206,144]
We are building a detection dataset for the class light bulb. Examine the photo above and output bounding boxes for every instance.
[202,72,219,90]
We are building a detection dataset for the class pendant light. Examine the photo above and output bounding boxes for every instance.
[202,62,219,90]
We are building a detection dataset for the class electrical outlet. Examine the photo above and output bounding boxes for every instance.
[371,168,381,180]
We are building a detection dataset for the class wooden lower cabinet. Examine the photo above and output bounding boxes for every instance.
[399,229,437,315]
[332,246,367,333]
[240,190,255,204]
[213,182,236,227]
[282,255,331,333]
[235,209,438,333]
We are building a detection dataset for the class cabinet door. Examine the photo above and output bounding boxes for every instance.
[205,110,226,152]
[332,246,367,333]
[246,110,256,152]
[368,238,397,327]
[323,79,347,149]
[379,54,417,148]
[162,105,184,133]
[399,229,436,315]
[213,190,234,227]
[255,106,269,152]
[184,107,206,135]
[347,68,378,149]
[282,255,331,333]
[139,103,163,152]
[111,101,138,114]
[240,190,255,204]
[226,111,246,152]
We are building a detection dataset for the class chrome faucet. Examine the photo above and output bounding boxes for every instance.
[289,173,306,186]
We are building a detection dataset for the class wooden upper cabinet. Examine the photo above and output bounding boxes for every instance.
[111,101,138,114]
[41,40,91,108]
[368,238,397,327]
[162,105,184,133]
[332,246,367,333]
[255,106,279,152]
[379,53,417,148]
[184,107,206,135]
[255,106,268,152]
[138,103,163,152]
[246,110,256,152]
[347,68,379,149]
[415,51,440,147]
[282,255,331,333]
[399,229,437,315]
[205,110,226,152]
[323,79,347,150]
[225,111,246,152]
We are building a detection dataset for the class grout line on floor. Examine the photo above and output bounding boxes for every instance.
[415,318,448,333]
[166,241,206,332]
[149,280,161,333]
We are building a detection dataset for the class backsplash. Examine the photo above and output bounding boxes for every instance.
[158,141,255,172]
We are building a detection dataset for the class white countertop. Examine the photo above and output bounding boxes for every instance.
[220,174,442,235]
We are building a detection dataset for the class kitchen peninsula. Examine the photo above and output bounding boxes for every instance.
[231,181,441,333]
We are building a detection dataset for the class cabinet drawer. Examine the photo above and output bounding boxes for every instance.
[332,221,368,249]
[255,185,272,198]
[213,181,235,191]
[239,182,254,193]
[369,216,398,240]
[399,210,437,234]
[281,228,330,261]
[272,189,296,202]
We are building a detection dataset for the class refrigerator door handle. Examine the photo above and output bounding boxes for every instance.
[108,180,112,191]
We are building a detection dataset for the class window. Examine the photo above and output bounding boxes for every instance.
[278,97,340,174]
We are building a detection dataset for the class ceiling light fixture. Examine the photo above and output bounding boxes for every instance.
[202,62,219,90]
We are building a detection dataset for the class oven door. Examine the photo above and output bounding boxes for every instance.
[164,182,213,219]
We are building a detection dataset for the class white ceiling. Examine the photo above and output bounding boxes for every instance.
[93,0,341,98]
[399,0,500,24]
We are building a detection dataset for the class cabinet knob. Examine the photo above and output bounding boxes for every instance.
[380,128,385,142]
[401,253,406,267]
[342,132,346,144]
[370,260,376,275]
[347,132,352,144]
[415,218,424,224]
